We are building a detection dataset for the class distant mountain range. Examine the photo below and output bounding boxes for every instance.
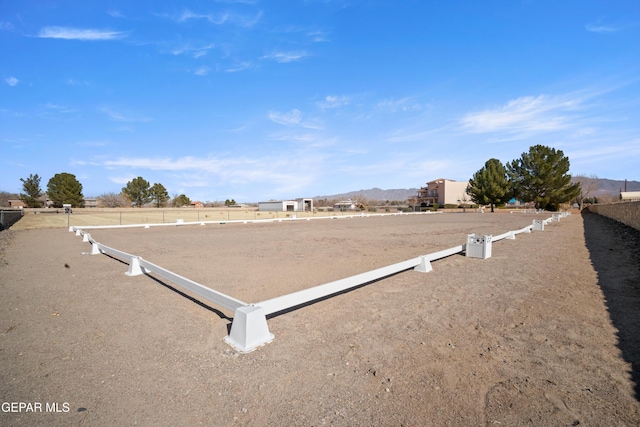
[314,179,640,202]
[314,187,419,202]
[585,178,640,196]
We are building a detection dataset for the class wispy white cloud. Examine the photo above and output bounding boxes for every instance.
[377,97,427,113]
[102,153,323,196]
[100,107,151,122]
[307,30,330,42]
[114,126,135,132]
[270,24,330,43]
[178,9,230,24]
[262,50,309,63]
[269,130,337,148]
[571,141,639,159]
[225,61,255,73]
[335,156,454,183]
[77,140,109,147]
[37,26,128,40]
[585,23,619,33]
[107,10,125,18]
[66,78,91,86]
[386,126,452,143]
[0,21,16,31]
[214,0,258,4]
[567,138,640,171]
[193,66,210,76]
[45,103,77,114]
[268,109,323,129]
[175,9,262,28]
[269,109,303,126]
[5,76,18,86]
[317,95,350,109]
[460,94,584,138]
[109,175,138,185]
[171,42,216,58]
[236,11,263,27]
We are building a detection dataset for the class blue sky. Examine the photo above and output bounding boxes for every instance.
[1,0,639,203]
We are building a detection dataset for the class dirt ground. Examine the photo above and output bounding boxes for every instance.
[1,211,639,426]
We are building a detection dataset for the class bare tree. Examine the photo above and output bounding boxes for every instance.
[0,191,19,207]
[573,174,599,209]
[351,195,370,210]
[98,192,130,208]
[457,192,471,213]
[598,193,618,204]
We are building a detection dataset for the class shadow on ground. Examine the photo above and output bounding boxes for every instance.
[582,210,640,401]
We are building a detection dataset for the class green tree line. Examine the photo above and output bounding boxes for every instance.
[16,173,193,208]
[15,145,584,211]
[19,172,85,208]
[467,145,581,212]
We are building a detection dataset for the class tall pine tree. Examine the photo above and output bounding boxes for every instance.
[467,158,510,212]
[507,145,580,211]
[19,173,44,208]
[47,172,84,207]
[122,176,152,207]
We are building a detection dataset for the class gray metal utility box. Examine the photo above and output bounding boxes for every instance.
[466,234,492,259]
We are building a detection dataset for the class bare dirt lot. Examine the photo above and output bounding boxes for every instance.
[1,211,639,426]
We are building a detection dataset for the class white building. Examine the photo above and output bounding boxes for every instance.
[620,192,640,201]
[258,198,313,212]
[333,200,359,210]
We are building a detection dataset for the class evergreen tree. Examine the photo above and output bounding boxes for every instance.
[19,173,44,208]
[467,158,510,212]
[149,183,169,208]
[122,176,151,207]
[47,172,84,207]
[507,145,581,211]
[173,194,191,207]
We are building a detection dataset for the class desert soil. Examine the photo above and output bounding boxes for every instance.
[1,211,639,426]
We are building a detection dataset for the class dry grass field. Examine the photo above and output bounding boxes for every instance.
[1,210,639,426]
[10,208,401,230]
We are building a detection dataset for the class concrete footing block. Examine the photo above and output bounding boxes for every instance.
[414,256,433,273]
[224,305,274,353]
[126,257,145,276]
[91,242,101,255]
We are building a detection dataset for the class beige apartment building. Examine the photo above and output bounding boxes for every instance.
[409,178,470,207]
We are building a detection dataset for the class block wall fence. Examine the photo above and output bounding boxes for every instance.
[587,201,640,231]
[0,210,24,230]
